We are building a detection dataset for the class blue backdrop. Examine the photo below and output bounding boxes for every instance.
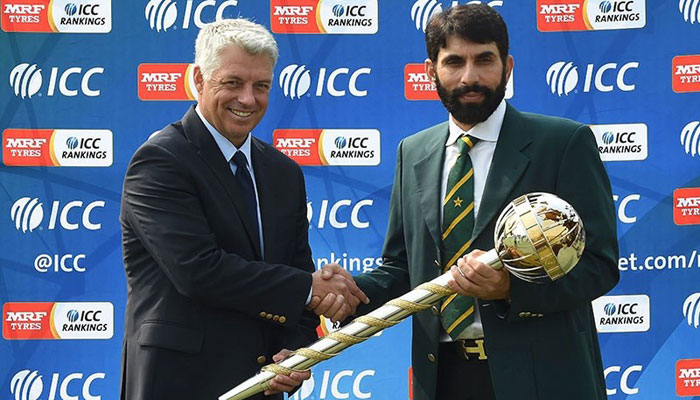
[2,0,700,399]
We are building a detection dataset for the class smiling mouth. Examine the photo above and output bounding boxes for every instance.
[229,109,253,118]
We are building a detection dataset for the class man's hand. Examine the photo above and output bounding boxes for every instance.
[447,250,510,300]
[263,349,310,396]
[308,263,369,323]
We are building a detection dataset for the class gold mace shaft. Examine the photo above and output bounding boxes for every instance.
[219,249,503,400]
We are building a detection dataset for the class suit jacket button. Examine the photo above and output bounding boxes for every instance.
[257,356,267,365]
[273,315,280,321]
[431,306,439,316]
[279,316,286,324]
[427,353,436,363]
[266,314,273,320]
[518,312,526,318]
[260,312,267,318]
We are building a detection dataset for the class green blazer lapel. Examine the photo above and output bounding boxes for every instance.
[473,104,532,242]
[412,122,449,261]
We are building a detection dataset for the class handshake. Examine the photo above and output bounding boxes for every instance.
[308,264,370,323]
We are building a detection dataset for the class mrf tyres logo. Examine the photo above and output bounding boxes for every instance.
[592,294,649,333]
[273,129,380,166]
[1,0,111,33]
[677,359,700,396]
[3,302,113,340]
[3,129,113,167]
[271,0,378,34]
[674,188,700,225]
[589,123,647,161]
[138,63,196,100]
[537,0,645,32]
[673,55,700,93]
[545,60,638,96]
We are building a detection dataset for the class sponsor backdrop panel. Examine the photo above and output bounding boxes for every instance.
[1,0,699,399]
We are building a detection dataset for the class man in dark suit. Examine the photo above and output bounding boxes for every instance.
[342,5,619,400]
[120,18,367,400]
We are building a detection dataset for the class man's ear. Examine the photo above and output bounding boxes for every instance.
[505,55,514,82]
[425,58,436,83]
[193,65,204,95]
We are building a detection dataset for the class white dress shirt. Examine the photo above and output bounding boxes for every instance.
[195,106,264,256]
[439,99,506,341]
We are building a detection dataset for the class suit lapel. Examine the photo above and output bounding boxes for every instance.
[413,122,449,263]
[472,104,531,242]
[181,106,262,259]
[250,138,274,262]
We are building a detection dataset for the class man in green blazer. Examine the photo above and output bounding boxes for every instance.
[349,4,619,400]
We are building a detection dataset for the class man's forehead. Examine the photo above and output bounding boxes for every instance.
[439,36,499,56]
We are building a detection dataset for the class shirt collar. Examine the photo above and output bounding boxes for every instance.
[445,99,506,147]
[195,105,252,166]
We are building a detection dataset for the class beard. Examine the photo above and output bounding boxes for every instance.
[435,68,507,126]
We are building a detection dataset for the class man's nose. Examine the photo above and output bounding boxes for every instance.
[460,63,479,86]
[237,84,256,106]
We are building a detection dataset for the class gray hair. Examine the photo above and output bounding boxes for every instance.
[195,18,279,81]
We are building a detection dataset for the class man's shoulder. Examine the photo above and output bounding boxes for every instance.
[517,109,587,138]
[127,120,191,167]
[400,121,449,150]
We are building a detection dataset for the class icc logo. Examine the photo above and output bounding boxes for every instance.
[66,137,79,150]
[9,63,104,99]
[335,137,347,149]
[681,121,700,157]
[279,65,371,99]
[64,3,99,16]
[10,369,105,400]
[410,1,503,31]
[679,0,700,24]
[10,197,105,233]
[599,1,634,13]
[546,61,639,96]
[603,132,615,145]
[289,370,374,400]
[683,293,700,328]
[604,303,616,315]
[65,3,78,15]
[144,0,238,32]
[67,309,80,322]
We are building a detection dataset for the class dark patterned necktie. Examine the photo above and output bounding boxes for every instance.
[231,151,260,250]
[440,135,479,340]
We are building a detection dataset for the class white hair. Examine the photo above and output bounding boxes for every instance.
[195,18,278,80]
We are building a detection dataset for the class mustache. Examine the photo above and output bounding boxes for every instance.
[450,84,492,97]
